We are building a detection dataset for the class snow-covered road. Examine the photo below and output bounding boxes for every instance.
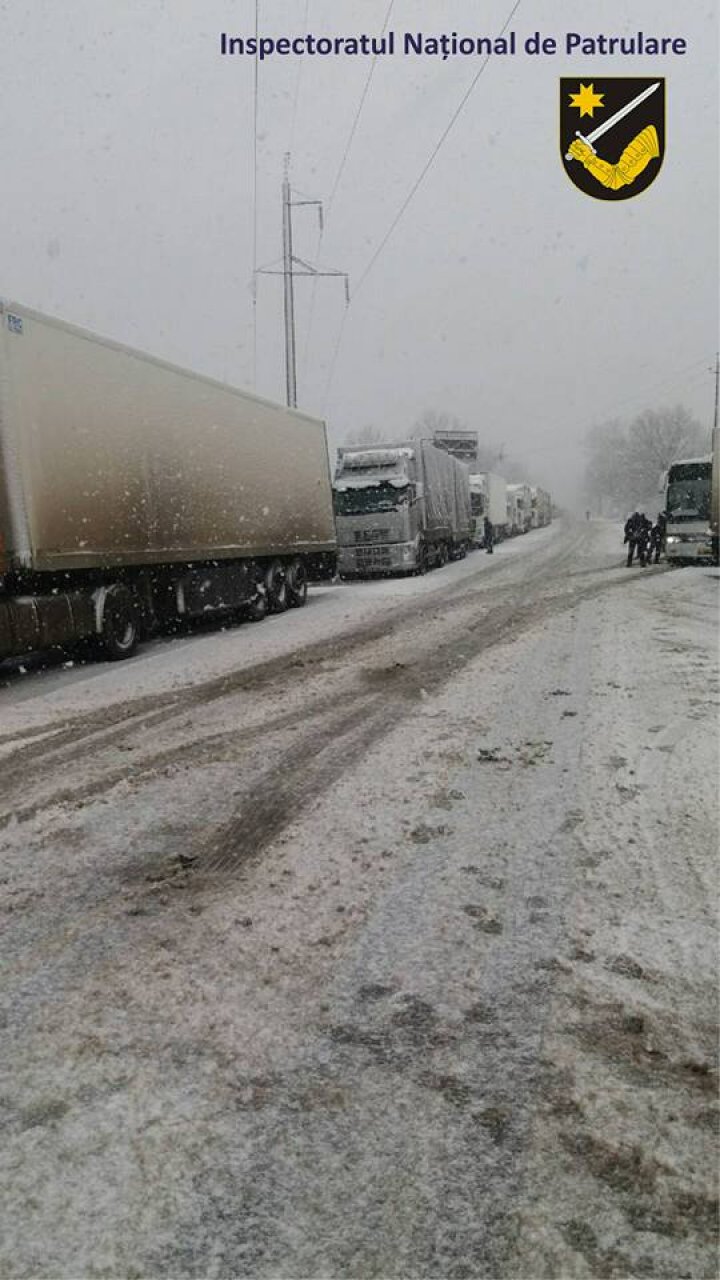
[1,520,717,1278]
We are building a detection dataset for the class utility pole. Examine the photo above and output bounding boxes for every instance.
[711,352,719,564]
[257,154,349,409]
[281,155,297,408]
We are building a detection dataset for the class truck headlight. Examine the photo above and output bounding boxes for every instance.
[666,536,680,545]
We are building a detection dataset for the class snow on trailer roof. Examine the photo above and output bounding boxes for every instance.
[334,471,410,491]
[337,447,415,469]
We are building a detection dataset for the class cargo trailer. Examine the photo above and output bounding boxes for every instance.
[0,299,336,661]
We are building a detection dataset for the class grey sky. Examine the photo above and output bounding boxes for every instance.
[0,1,717,502]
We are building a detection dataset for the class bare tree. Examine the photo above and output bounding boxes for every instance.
[584,404,708,514]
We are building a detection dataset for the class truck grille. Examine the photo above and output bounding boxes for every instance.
[353,528,390,544]
[354,546,392,567]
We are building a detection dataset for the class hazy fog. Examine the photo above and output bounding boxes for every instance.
[0,0,717,503]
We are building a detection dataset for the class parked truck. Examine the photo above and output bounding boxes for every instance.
[507,483,533,534]
[333,440,472,577]
[0,299,336,662]
[530,486,553,528]
[468,472,508,545]
[432,429,478,467]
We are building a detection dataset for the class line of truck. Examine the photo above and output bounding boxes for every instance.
[0,300,553,665]
[334,444,552,578]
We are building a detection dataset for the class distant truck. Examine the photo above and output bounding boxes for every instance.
[530,486,553,528]
[432,429,478,467]
[662,454,714,565]
[334,440,472,576]
[0,299,336,662]
[468,472,508,545]
[507,483,533,534]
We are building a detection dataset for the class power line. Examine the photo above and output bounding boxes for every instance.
[352,0,523,299]
[579,354,715,426]
[322,0,523,412]
[322,304,351,416]
[501,356,717,459]
[327,0,395,215]
[525,357,717,458]
[303,0,394,392]
[288,0,311,158]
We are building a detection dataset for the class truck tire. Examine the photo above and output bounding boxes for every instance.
[286,558,308,608]
[265,560,288,613]
[415,542,429,575]
[98,585,139,660]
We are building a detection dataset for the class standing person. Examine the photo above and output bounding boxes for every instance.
[484,516,494,554]
[624,511,648,566]
[624,512,637,565]
[649,511,667,563]
[640,512,653,564]
[648,520,661,564]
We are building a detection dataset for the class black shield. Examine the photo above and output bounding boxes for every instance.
[560,77,665,200]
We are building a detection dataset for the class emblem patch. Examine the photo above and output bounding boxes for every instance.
[560,77,665,199]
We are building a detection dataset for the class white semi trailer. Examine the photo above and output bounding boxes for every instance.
[0,299,336,662]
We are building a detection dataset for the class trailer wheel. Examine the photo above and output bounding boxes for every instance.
[265,560,288,613]
[99,585,139,660]
[286,558,308,608]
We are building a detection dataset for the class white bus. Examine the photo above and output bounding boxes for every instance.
[663,455,714,564]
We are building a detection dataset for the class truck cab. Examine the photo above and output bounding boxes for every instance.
[333,448,421,576]
[334,441,471,577]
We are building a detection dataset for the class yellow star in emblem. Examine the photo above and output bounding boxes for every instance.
[569,83,605,118]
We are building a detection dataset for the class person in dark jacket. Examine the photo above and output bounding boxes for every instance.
[624,511,651,566]
[484,516,494,554]
[648,512,667,563]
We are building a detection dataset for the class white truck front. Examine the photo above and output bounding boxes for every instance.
[334,447,422,576]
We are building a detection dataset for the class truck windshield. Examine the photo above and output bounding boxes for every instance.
[334,484,410,516]
[667,465,711,521]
